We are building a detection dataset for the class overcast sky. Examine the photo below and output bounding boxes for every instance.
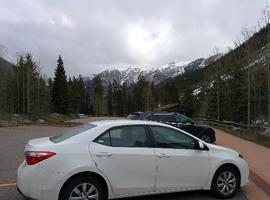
[0,0,268,77]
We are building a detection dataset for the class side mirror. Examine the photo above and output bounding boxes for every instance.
[198,141,204,149]
[195,140,209,151]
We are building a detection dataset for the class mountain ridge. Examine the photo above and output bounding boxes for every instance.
[89,54,222,87]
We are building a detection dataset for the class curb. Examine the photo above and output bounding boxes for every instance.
[249,167,270,195]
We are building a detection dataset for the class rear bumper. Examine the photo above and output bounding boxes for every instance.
[17,185,36,200]
[17,161,64,200]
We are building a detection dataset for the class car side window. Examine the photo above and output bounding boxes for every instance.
[96,126,148,147]
[163,115,176,122]
[96,131,111,146]
[150,126,196,149]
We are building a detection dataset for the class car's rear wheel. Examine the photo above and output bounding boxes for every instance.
[211,166,240,199]
[60,176,106,200]
[200,132,213,143]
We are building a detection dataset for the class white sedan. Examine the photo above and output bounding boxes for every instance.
[17,120,249,200]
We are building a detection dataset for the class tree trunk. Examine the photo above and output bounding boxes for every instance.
[16,66,19,113]
[22,65,25,114]
[268,26,270,125]
[27,63,30,114]
[217,61,220,121]
[248,69,251,129]
[37,78,40,113]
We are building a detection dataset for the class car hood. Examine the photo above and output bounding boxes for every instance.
[206,143,239,156]
[193,123,211,129]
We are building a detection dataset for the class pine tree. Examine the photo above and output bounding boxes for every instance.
[181,87,194,109]
[85,78,93,114]
[168,82,179,103]
[25,54,40,114]
[142,82,154,111]
[93,76,103,116]
[4,53,49,115]
[48,78,53,112]
[5,71,16,113]
[112,80,123,116]
[133,76,146,111]
[107,82,113,116]
[121,83,128,115]
[51,55,69,114]
[78,75,86,113]
[38,77,50,113]
[67,76,85,113]
[127,95,135,114]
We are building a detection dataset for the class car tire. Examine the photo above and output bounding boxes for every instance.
[211,165,240,199]
[59,176,107,200]
[200,132,213,143]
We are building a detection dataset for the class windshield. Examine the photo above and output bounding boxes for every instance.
[175,114,193,124]
[50,124,96,143]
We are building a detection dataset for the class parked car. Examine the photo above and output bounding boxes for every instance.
[127,112,216,143]
[17,120,249,200]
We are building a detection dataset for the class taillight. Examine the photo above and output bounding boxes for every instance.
[25,151,56,165]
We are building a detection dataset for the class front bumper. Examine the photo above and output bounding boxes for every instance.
[239,159,249,187]
[17,161,64,200]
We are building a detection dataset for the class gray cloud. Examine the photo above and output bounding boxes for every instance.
[0,0,267,77]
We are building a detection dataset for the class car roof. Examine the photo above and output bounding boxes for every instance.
[151,112,174,115]
[89,119,168,127]
[128,112,143,115]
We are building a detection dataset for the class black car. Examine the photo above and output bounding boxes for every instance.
[127,112,216,143]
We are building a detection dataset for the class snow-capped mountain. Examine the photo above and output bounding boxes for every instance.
[89,55,221,87]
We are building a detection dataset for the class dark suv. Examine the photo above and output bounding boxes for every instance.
[127,112,216,143]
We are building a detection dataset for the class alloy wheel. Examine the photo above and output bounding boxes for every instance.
[69,183,99,200]
[217,171,237,196]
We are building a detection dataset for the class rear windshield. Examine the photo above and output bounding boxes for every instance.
[50,124,96,143]
[127,114,140,120]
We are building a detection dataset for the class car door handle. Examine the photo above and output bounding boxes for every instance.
[96,152,113,157]
[156,153,170,158]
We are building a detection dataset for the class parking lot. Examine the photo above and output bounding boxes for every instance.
[0,117,247,200]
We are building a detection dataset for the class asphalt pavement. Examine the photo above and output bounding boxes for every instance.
[0,117,247,200]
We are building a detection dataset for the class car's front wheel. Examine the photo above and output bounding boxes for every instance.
[60,176,106,200]
[211,165,240,199]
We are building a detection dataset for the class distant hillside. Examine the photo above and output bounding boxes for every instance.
[0,57,14,111]
[0,57,14,86]
[0,57,13,73]
[167,25,270,123]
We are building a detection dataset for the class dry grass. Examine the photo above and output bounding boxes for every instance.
[0,113,81,127]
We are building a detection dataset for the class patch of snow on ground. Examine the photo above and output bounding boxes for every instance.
[193,87,202,96]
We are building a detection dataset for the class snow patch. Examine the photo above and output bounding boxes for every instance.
[193,87,202,96]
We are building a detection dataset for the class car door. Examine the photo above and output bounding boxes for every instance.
[89,125,156,196]
[148,126,210,192]
[174,114,194,133]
